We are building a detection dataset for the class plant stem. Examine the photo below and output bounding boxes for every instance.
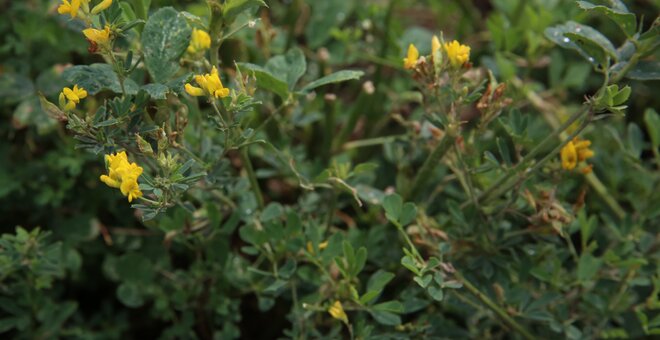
[240,147,264,209]
[342,134,406,150]
[482,112,592,204]
[406,132,454,200]
[454,270,535,340]
[471,107,589,206]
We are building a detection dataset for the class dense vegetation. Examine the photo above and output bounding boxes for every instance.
[1,0,659,338]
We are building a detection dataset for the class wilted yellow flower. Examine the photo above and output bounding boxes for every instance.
[187,29,211,54]
[328,301,348,324]
[444,40,470,68]
[185,66,230,99]
[59,85,87,111]
[83,26,111,45]
[561,137,594,171]
[431,35,441,56]
[58,0,82,18]
[100,151,144,202]
[91,0,112,15]
[403,44,419,70]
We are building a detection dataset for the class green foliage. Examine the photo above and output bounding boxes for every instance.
[1,0,659,339]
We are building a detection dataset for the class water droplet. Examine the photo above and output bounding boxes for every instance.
[588,57,594,62]
[563,37,570,43]
[575,27,582,33]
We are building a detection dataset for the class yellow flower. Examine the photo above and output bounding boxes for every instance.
[328,301,348,324]
[573,138,595,161]
[83,26,111,45]
[561,137,595,172]
[120,177,142,202]
[403,44,419,70]
[187,29,211,54]
[58,0,81,18]
[444,40,470,68]
[58,85,87,111]
[185,67,230,99]
[91,0,112,15]
[100,151,144,202]
[431,35,441,56]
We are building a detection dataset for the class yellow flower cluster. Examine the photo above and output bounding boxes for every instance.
[328,301,348,324]
[185,67,230,99]
[59,85,87,111]
[560,137,595,173]
[83,26,111,46]
[100,151,144,202]
[58,0,111,18]
[443,40,470,68]
[403,36,470,70]
[187,29,211,54]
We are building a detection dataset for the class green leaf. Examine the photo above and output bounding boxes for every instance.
[414,274,432,288]
[236,63,289,99]
[223,0,267,23]
[368,310,401,326]
[142,7,191,83]
[643,109,660,148]
[545,21,616,65]
[116,282,145,308]
[626,61,660,80]
[300,70,365,93]
[399,202,417,226]
[63,64,139,95]
[261,202,284,222]
[14,98,58,134]
[141,83,169,99]
[352,246,367,277]
[372,301,404,313]
[401,255,420,275]
[577,253,603,283]
[265,47,306,90]
[383,194,403,222]
[427,285,444,301]
[116,253,155,284]
[0,73,33,106]
[367,270,395,294]
[577,1,636,37]
[305,0,353,48]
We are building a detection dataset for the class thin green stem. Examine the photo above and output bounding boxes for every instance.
[455,271,535,340]
[470,108,589,206]
[482,112,592,204]
[342,134,407,150]
[240,147,264,209]
[406,132,454,200]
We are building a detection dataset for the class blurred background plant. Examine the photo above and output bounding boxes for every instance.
[1,0,659,339]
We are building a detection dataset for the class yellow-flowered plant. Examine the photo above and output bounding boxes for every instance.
[187,29,212,54]
[57,0,88,19]
[560,137,595,171]
[403,44,419,70]
[58,85,87,111]
[83,26,112,46]
[91,0,112,15]
[100,151,144,202]
[185,66,230,99]
[328,301,348,324]
[444,40,470,68]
